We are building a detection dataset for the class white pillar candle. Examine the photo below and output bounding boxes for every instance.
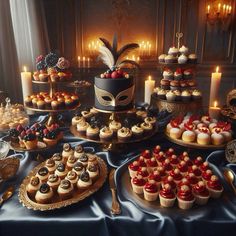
[87,57,90,68]
[82,56,86,68]
[209,66,222,107]
[209,101,220,119]
[21,66,32,99]
[144,75,155,104]
[78,56,81,68]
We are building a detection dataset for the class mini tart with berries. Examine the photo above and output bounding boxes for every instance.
[23,133,38,150]
[206,175,223,198]
[159,183,176,208]
[177,184,195,210]
[143,180,159,202]
[193,181,210,205]
[131,174,146,194]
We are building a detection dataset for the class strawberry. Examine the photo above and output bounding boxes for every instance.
[111,71,119,79]
[43,129,49,135]
[116,69,123,77]
[105,73,111,78]
[141,150,151,159]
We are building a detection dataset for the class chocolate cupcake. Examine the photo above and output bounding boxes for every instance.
[160,79,170,90]
[77,171,92,190]
[74,144,84,159]
[86,124,99,140]
[35,183,53,204]
[99,126,113,142]
[57,179,74,200]
[36,167,49,182]
[117,127,132,142]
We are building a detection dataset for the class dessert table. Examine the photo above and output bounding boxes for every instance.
[1,115,236,236]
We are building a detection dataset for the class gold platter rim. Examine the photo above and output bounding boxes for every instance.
[165,132,226,150]
[18,156,108,211]
[32,80,70,84]
[70,125,158,144]
[24,103,81,113]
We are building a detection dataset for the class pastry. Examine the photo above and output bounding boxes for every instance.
[143,180,159,202]
[51,100,59,110]
[144,117,156,126]
[39,72,49,82]
[188,54,197,63]
[24,96,32,107]
[35,183,53,204]
[178,161,188,176]
[65,171,79,187]
[57,179,74,200]
[45,159,57,174]
[154,151,165,165]
[136,110,147,119]
[166,90,176,101]
[206,175,223,198]
[163,69,174,80]
[73,161,85,176]
[99,126,113,142]
[131,174,146,194]
[174,90,181,101]
[193,181,210,205]
[170,80,180,90]
[128,161,140,178]
[146,157,158,172]
[158,54,166,63]
[77,171,92,190]
[44,97,52,109]
[160,79,170,90]
[169,168,182,184]
[197,132,210,145]
[87,163,99,180]
[179,45,189,55]
[109,120,122,134]
[186,173,198,186]
[181,90,191,102]
[76,120,89,135]
[177,178,190,190]
[81,111,93,121]
[78,153,89,167]
[157,89,167,99]
[194,156,203,166]
[26,176,40,197]
[140,122,153,134]
[174,69,182,80]
[162,175,176,191]
[177,184,195,209]
[136,167,149,181]
[55,163,67,179]
[170,127,182,139]
[23,133,38,149]
[36,167,49,182]
[131,125,144,138]
[165,54,175,63]
[88,154,98,166]
[52,153,64,164]
[201,169,213,183]
[74,144,84,159]
[66,155,77,170]
[72,116,85,126]
[182,130,196,142]
[168,46,179,57]
[178,54,188,64]
[159,183,176,208]
[62,143,74,159]
[117,127,132,142]
[221,131,232,142]
[188,165,202,180]
[47,174,61,192]
[169,154,179,167]
[211,133,224,145]
[148,170,162,189]
[86,125,99,140]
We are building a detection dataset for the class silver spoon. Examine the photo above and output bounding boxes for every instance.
[223,169,236,195]
[0,186,14,207]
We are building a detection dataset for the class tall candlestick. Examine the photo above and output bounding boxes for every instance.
[207,5,210,14]
[21,66,32,99]
[209,66,222,108]
[82,56,86,68]
[78,56,81,68]
[218,3,221,13]
[209,101,220,119]
[144,75,155,104]
[87,57,90,68]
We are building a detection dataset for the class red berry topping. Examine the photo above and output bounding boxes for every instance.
[148,170,162,182]
[141,150,151,159]
[186,173,198,185]
[193,181,209,197]
[200,162,210,171]
[132,175,146,186]
[147,158,158,168]
[129,161,140,171]
[207,175,223,191]
[189,165,202,177]
[144,181,158,193]
[202,169,213,181]
[160,184,175,199]
[194,156,203,166]
[153,145,161,154]
[177,185,194,201]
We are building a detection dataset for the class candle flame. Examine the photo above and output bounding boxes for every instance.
[216,66,219,73]
[23,66,27,72]
[148,75,152,81]
[214,101,218,107]
[229,6,232,13]
[78,56,81,61]
[207,5,210,13]
[83,56,85,61]
[87,57,90,62]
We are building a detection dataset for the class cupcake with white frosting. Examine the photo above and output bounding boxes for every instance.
[57,179,74,200]
[77,171,92,190]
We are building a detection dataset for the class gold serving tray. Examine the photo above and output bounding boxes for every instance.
[165,132,226,150]
[70,125,158,144]
[18,156,108,211]
[32,80,70,84]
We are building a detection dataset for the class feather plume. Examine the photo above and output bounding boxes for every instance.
[99,38,114,55]
[117,43,139,60]
[118,60,140,69]
[112,34,118,61]
[99,46,115,69]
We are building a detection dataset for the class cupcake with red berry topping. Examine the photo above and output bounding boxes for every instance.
[202,169,213,183]
[193,156,203,167]
[178,161,188,176]
[177,184,195,209]
[169,154,179,167]
[148,170,162,189]
[153,145,161,155]
[141,149,152,161]
[137,167,149,181]
[162,176,177,192]
[156,166,167,179]
[128,160,140,178]
[207,175,223,198]
[165,148,175,157]
[183,156,193,167]
[169,168,183,184]
[188,165,202,180]
[155,151,165,165]
[146,157,158,172]
[186,173,198,187]
[159,183,176,208]
[193,181,210,205]
[177,178,191,191]
[131,174,146,194]
[138,156,147,168]
[162,159,173,173]
[143,180,159,201]
[200,161,210,172]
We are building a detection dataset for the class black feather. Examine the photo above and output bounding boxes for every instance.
[118,59,140,69]
[99,38,113,54]
[117,43,139,59]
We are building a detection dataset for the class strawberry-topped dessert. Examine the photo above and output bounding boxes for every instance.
[166,117,183,134]
[183,156,193,167]
[169,154,179,167]
[193,156,203,167]
[178,151,189,160]
[193,181,210,205]
[201,169,213,183]
[42,124,62,146]
[131,174,146,194]
[153,145,161,155]
[128,160,140,178]
[141,149,152,160]
[155,151,165,164]
[188,165,202,179]
[143,180,159,201]
[159,183,176,208]
[21,130,37,150]
[169,168,183,184]
[146,157,158,172]
[162,176,176,191]
[136,167,149,181]
[201,115,213,126]
[206,175,223,198]
[162,159,173,173]
[177,178,191,190]
[148,170,162,188]
[165,148,175,157]
[177,184,195,209]
[186,173,198,186]
[178,161,188,176]
[138,156,147,167]
[200,161,210,172]
[196,126,210,135]
[156,166,167,179]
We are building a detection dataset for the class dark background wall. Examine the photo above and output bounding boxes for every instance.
[42,0,236,108]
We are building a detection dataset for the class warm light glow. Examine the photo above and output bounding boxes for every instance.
[87,57,90,62]
[214,101,218,107]
[137,56,140,62]
[223,4,226,11]
[148,75,152,81]
[78,56,81,61]
[229,6,232,13]
[83,56,85,61]
[88,44,91,49]
[218,3,221,12]
[23,66,27,72]
[207,5,210,14]
[216,66,219,73]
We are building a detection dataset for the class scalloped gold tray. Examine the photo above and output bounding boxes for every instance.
[18,156,107,211]
[165,132,226,150]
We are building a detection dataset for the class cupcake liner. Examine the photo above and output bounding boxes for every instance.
[144,190,158,202]
[128,168,138,179]
[207,187,223,199]
[194,194,209,205]
[131,182,144,194]
[177,197,195,209]
[159,195,176,208]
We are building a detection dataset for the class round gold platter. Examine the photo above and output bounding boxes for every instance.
[32,80,70,84]
[18,156,108,211]
[70,125,158,144]
[165,132,226,150]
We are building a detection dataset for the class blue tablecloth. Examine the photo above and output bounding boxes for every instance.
[1,114,236,236]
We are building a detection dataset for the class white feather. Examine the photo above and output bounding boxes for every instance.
[99,46,114,69]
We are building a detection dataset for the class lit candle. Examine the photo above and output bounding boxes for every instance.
[87,57,90,68]
[144,75,155,104]
[223,4,226,15]
[82,56,86,68]
[209,101,221,119]
[226,5,229,14]
[137,56,140,62]
[88,44,91,55]
[78,56,81,68]
[21,66,32,100]
[207,5,210,14]
[229,6,232,14]
[218,3,221,13]
[209,66,222,109]
[148,44,151,56]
